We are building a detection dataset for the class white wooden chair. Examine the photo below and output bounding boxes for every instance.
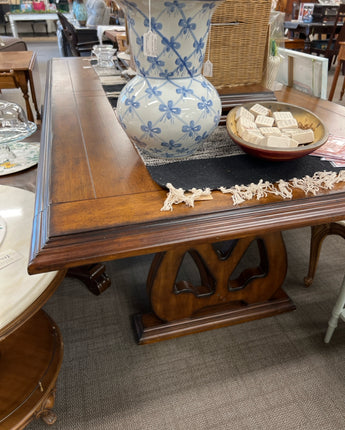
[304,221,345,342]
[324,274,345,343]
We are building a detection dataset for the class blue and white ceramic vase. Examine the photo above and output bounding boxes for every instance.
[116,0,223,159]
[73,0,88,26]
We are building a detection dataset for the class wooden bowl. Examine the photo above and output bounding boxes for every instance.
[226,101,329,161]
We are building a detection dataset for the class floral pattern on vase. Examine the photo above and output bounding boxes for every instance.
[73,0,88,26]
[116,0,224,159]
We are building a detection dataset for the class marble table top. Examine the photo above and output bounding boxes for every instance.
[0,216,5,247]
[0,185,58,331]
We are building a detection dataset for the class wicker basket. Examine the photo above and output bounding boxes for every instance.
[204,0,271,89]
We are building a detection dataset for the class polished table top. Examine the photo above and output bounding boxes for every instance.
[27,57,345,274]
[0,50,36,73]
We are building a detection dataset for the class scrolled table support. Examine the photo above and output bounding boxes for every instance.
[134,231,295,344]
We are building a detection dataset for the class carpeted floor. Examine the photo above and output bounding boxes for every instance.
[25,227,345,430]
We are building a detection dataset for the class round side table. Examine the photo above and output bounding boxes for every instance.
[0,185,66,429]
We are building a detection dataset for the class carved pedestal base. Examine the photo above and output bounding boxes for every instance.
[68,263,111,295]
[0,310,63,429]
[134,232,295,344]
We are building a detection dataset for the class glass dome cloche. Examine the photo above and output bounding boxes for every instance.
[0,100,37,164]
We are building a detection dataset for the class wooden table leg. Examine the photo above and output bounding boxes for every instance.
[67,263,111,295]
[328,60,342,102]
[340,71,345,101]
[13,71,34,122]
[28,68,41,121]
[134,231,295,344]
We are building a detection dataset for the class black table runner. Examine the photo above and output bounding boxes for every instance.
[96,66,344,206]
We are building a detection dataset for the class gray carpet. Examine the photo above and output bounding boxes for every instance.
[25,227,345,430]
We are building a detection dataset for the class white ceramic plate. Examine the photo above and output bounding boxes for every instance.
[0,141,40,176]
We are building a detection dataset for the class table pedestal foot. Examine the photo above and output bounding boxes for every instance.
[39,409,57,426]
[67,263,111,295]
[36,388,58,425]
[134,231,295,344]
[134,289,295,344]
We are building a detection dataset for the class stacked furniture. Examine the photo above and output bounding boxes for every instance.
[57,12,99,56]
[309,4,345,70]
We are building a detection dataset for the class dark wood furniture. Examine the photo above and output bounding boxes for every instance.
[309,4,345,69]
[0,3,10,35]
[276,1,339,22]
[57,12,99,57]
[0,51,40,122]
[284,20,343,52]
[328,41,345,101]
[284,38,306,50]
[312,4,340,23]
[28,58,345,343]
[0,130,111,296]
[284,20,343,39]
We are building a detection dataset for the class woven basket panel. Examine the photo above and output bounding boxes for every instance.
[205,0,271,88]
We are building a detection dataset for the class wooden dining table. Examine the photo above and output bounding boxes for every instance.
[25,57,345,344]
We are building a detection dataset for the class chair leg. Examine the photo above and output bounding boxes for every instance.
[305,223,345,287]
[328,60,342,101]
[324,274,345,343]
[304,224,331,287]
[340,74,345,101]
